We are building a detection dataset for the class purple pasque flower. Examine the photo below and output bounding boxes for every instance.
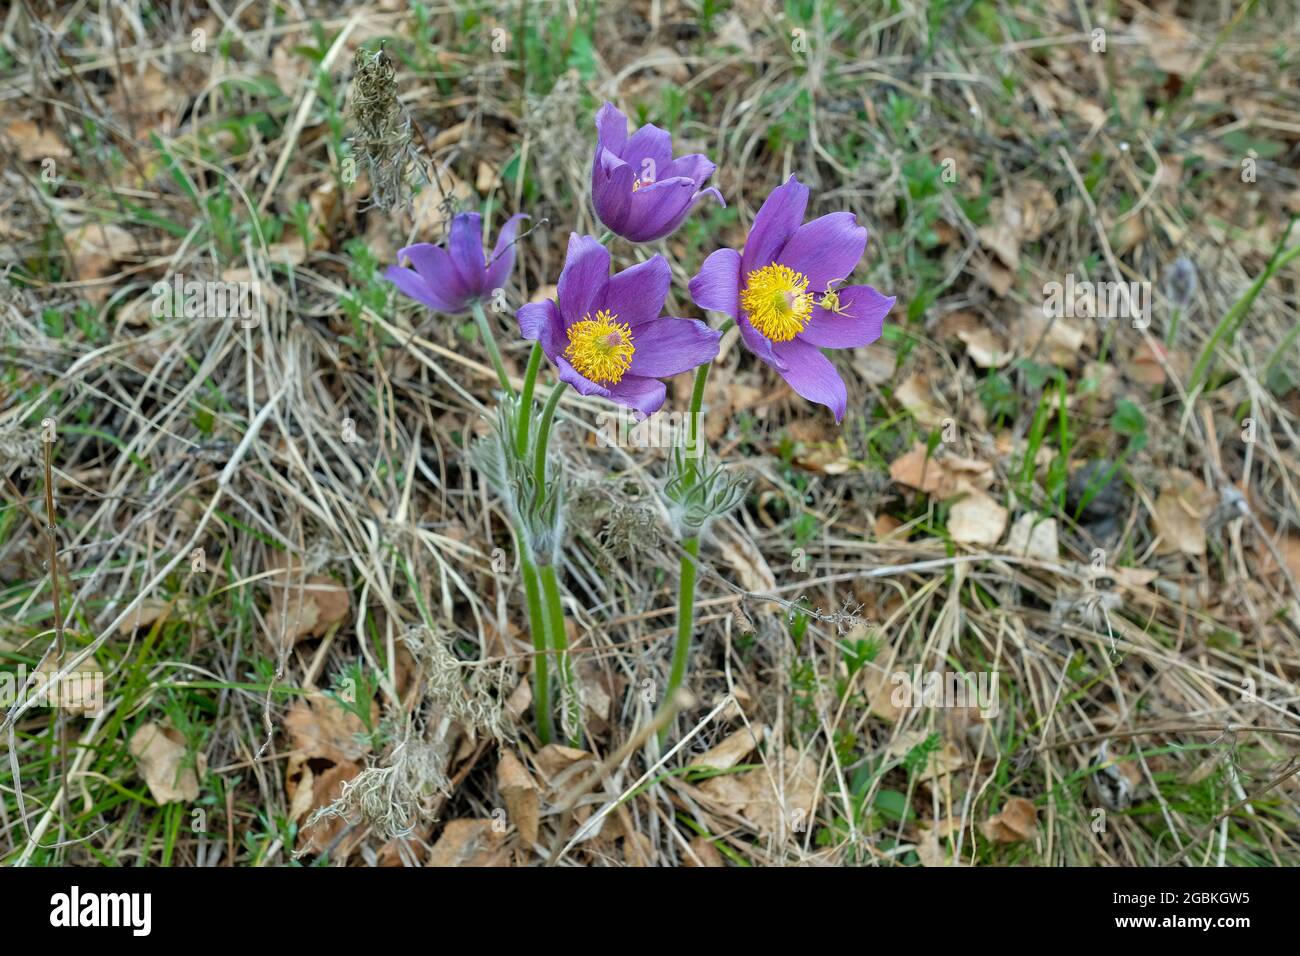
[591,102,724,243]
[688,175,894,422]
[518,234,721,418]
[386,211,528,314]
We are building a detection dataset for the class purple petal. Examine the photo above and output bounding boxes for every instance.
[622,178,697,241]
[689,247,741,319]
[798,285,894,349]
[385,265,462,313]
[594,102,629,158]
[693,185,725,210]
[628,185,726,243]
[776,212,868,294]
[557,233,610,325]
[606,374,667,419]
[623,124,674,184]
[517,299,565,359]
[556,356,611,398]
[592,151,635,237]
[666,153,716,187]
[601,255,670,329]
[484,213,529,293]
[738,311,786,369]
[741,175,809,275]
[447,213,486,294]
[394,243,470,310]
[769,337,848,422]
[627,318,721,378]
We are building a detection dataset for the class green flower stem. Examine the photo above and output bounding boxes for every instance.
[514,345,546,741]
[520,554,552,744]
[685,355,711,482]
[663,534,700,742]
[662,355,719,741]
[470,299,515,396]
[540,562,579,747]
[533,382,567,490]
[528,378,571,742]
[597,228,614,245]
[515,342,544,458]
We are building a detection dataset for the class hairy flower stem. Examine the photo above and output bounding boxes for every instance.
[663,534,700,741]
[470,299,515,396]
[662,358,714,742]
[515,342,544,457]
[534,383,567,490]
[531,381,576,742]
[470,305,550,738]
[540,563,580,747]
[520,554,552,744]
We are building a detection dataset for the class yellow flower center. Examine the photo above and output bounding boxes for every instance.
[740,263,813,342]
[564,309,635,385]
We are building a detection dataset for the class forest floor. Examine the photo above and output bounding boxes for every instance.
[1,0,1299,866]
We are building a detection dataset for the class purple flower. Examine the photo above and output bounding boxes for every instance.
[591,102,724,243]
[688,175,894,422]
[385,211,528,314]
[518,234,721,418]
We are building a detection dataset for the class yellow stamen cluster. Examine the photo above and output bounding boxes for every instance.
[739,263,813,342]
[631,176,654,192]
[564,309,635,385]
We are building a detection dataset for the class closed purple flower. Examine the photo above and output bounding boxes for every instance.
[591,102,724,243]
[688,175,894,422]
[518,234,721,418]
[386,211,528,314]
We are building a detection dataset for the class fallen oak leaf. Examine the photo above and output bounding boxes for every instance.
[128,721,203,804]
[948,491,1009,547]
[980,796,1037,843]
[497,750,540,845]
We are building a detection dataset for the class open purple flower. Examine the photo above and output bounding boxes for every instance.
[518,234,721,418]
[688,175,894,422]
[386,211,528,314]
[591,102,724,243]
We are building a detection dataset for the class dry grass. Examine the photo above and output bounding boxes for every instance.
[1,0,1298,867]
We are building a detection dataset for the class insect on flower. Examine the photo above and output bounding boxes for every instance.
[688,175,895,421]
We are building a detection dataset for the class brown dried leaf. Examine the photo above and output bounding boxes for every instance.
[1153,470,1214,557]
[1003,513,1059,561]
[698,746,819,838]
[497,750,540,845]
[34,652,104,717]
[685,835,727,867]
[5,120,70,161]
[117,599,169,635]
[266,574,350,646]
[895,374,948,429]
[129,721,203,804]
[889,442,992,498]
[1017,307,1092,369]
[956,326,1012,369]
[533,744,594,785]
[428,819,509,866]
[66,223,135,282]
[694,725,764,772]
[949,492,1008,546]
[981,797,1037,843]
[285,693,371,764]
